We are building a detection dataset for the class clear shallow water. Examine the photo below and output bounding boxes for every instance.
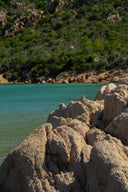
[0,83,107,165]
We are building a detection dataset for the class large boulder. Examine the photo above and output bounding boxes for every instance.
[48,99,90,124]
[67,119,89,138]
[103,85,128,122]
[48,96,104,127]
[1,123,128,192]
[75,96,104,122]
[105,112,128,145]
[0,124,52,192]
[0,122,92,192]
[48,124,89,165]
[95,83,116,100]
[46,123,92,192]
[86,134,128,192]
[87,127,106,146]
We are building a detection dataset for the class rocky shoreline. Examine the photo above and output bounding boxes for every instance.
[0,74,128,192]
[0,70,126,84]
[0,75,9,84]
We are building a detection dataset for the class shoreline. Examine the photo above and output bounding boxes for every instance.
[0,70,126,85]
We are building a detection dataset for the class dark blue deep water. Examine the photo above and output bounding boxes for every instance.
[0,83,107,164]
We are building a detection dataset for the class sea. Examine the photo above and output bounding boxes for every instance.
[0,83,108,165]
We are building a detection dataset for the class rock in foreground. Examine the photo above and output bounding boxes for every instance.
[0,75,128,192]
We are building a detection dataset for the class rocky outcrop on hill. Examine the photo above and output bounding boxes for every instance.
[0,75,128,192]
[0,11,7,27]
[0,1,45,37]
[4,10,44,37]
[107,13,122,23]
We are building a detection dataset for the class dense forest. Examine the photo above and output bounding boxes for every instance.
[0,0,128,82]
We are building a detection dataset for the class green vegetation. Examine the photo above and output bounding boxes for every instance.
[0,0,128,82]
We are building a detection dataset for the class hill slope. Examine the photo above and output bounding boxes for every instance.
[0,0,128,82]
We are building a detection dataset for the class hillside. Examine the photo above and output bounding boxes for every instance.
[0,0,128,83]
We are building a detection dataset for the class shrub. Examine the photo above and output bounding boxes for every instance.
[114,0,123,7]
[36,0,47,10]
[79,5,87,16]
[89,12,102,21]
[53,21,63,30]
[3,72,10,78]
[62,11,72,21]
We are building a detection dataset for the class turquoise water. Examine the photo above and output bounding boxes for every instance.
[0,83,107,165]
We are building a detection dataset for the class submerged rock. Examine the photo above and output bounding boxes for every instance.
[0,76,128,192]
